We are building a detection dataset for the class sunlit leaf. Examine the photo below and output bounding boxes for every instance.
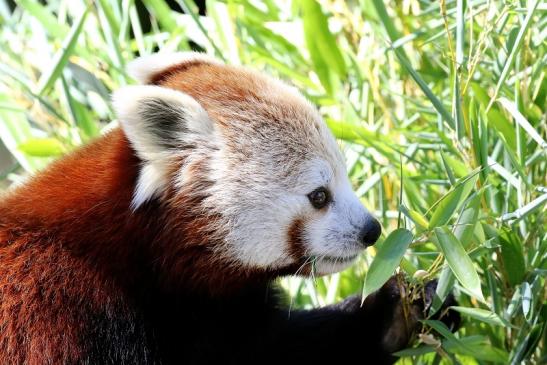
[362,228,413,298]
[450,306,507,327]
[18,138,66,157]
[435,227,484,301]
[37,8,89,95]
[429,173,479,229]
[400,205,429,230]
[302,0,346,94]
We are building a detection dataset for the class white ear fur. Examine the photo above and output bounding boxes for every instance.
[128,52,223,84]
[113,85,214,208]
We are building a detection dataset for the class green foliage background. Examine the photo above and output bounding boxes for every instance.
[0,0,546,363]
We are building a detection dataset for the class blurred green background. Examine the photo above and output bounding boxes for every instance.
[0,0,546,363]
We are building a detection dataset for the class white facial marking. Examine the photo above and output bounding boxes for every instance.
[204,108,377,273]
[306,176,375,275]
[118,53,380,276]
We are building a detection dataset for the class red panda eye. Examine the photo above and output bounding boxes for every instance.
[307,187,330,209]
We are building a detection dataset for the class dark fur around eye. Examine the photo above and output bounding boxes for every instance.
[307,187,330,209]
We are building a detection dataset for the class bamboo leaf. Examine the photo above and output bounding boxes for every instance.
[422,319,476,353]
[443,336,509,363]
[453,193,480,248]
[370,0,409,63]
[393,46,455,127]
[141,0,177,32]
[431,265,456,315]
[429,173,478,229]
[487,0,541,110]
[37,9,89,95]
[400,205,429,230]
[498,230,526,286]
[498,97,547,149]
[440,151,456,185]
[435,227,484,301]
[301,0,345,75]
[302,0,346,94]
[18,138,65,157]
[17,0,69,38]
[362,228,413,298]
[450,306,507,327]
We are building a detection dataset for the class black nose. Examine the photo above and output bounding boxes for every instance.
[359,219,382,246]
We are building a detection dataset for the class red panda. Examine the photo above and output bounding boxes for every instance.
[0,53,458,364]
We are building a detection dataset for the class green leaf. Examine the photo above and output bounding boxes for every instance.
[362,228,413,298]
[141,0,177,32]
[501,193,547,223]
[60,75,99,139]
[487,0,541,110]
[434,227,484,301]
[400,205,429,230]
[510,321,545,365]
[18,138,66,157]
[455,0,465,66]
[96,0,120,36]
[443,336,509,363]
[423,319,475,352]
[392,46,455,127]
[440,151,456,185]
[37,8,89,95]
[498,97,547,149]
[302,0,346,94]
[453,193,480,248]
[429,173,478,229]
[471,83,516,149]
[396,336,508,363]
[302,0,345,75]
[17,0,69,38]
[442,154,468,178]
[453,73,464,140]
[450,306,507,327]
[431,265,456,314]
[177,0,225,59]
[208,1,240,64]
[370,0,410,63]
[498,230,526,286]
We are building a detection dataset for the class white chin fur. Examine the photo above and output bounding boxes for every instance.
[312,255,359,275]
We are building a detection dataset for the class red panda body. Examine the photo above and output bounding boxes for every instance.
[0,53,459,364]
[0,129,276,363]
[0,131,144,363]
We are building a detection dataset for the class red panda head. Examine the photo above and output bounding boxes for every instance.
[114,53,381,277]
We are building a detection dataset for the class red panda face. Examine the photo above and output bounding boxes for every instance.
[114,53,381,277]
[292,159,382,274]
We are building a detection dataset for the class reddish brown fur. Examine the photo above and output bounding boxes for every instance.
[0,130,141,364]
[0,57,460,364]
[286,218,307,263]
[150,62,316,132]
[0,128,303,363]
[149,61,334,180]
[286,218,311,276]
[149,61,211,86]
[0,59,319,363]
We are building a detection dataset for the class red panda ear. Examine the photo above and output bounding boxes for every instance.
[113,85,215,208]
[128,52,222,85]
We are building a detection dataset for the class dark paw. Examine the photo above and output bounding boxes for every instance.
[423,280,461,332]
[365,274,461,354]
